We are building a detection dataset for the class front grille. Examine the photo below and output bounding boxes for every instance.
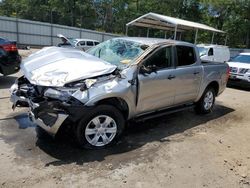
[239,68,249,74]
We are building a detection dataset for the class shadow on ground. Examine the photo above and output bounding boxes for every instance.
[1,104,234,167]
[0,75,17,89]
[227,82,250,91]
[36,104,235,166]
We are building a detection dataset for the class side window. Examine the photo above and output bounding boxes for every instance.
[144,46,172,69]
[208,48,214,56]
[176,46,196,66]
[87,41,94,46]
[94,42,99,46]
[79,41,86,46]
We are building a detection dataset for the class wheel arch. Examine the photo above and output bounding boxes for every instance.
[95,97,130,120]
[206,81,219,96]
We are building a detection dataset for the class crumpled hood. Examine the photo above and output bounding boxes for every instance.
[21,47,117,87]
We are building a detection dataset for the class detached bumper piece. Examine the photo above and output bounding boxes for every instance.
[28,99,69,136]
[29,111,68,136]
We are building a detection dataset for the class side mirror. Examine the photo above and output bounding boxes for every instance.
[139,65,157,75]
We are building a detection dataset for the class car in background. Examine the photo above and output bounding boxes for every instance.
[0,37,21,75]
[227,53,250,87]
[57,34,100,51]
[197,44,230,63]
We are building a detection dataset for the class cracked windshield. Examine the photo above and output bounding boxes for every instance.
[87,38,147,69]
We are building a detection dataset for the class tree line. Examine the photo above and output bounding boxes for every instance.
[0,0,249,48]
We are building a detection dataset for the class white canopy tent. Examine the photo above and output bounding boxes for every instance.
[126,12,226,44]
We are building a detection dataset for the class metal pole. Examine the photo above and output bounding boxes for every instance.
[50,10,53,46]
[211,32,215,44]
[125,25,128,36]
[179,32,182,40]
[174,25,177,40]
[147,28,149,38]
[102,34,104,42]
[80,16,82,38]
[224,34,228,46]
[15,5,19,44]
[164,31,167,39]
[16,17,19,44]
[194,29,198,44]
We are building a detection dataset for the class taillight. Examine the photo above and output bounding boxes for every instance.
[2,44,17,52]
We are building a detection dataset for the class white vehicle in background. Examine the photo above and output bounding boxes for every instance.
[197,44,230,63]
[72,38,100,51]
[227,53,250,87]
[57,34,100,51]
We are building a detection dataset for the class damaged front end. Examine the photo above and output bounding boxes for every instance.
[9,67,130,136]
[10,75,96,136]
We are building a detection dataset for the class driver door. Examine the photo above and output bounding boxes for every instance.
[137,46,176,114]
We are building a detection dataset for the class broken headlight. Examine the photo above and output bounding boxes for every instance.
[44,88,75,100]
[85,79,97,88]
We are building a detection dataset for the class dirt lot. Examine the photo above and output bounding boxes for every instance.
[0,49,250,188]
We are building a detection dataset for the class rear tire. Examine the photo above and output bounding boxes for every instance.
[75,105,125,149]
[195,87,215,114]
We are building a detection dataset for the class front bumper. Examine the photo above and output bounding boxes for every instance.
[10,76,95,136]
[28,111,68,136]
[11,88,69,136]
[228,73,250,88]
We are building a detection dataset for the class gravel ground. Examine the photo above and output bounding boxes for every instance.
[0,49,250,188]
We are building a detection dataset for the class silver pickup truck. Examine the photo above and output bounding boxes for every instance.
[10,37,229,149]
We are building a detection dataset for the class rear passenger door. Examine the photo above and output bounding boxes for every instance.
[172,45,202,105]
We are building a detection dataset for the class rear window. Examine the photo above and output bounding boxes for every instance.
[94,42,99,45]
[176,46,196,66]
[86,41,94,46]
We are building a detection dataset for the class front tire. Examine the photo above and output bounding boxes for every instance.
[195,87,216,114]
[75,105,125,149]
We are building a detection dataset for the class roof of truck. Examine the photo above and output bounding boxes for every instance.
[197,44,228,48]
[116,37,194,46]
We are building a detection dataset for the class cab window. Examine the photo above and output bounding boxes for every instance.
[176,46,196,66]
[144,46,172,69]
[87,41,94,46]
[208,48,214,56]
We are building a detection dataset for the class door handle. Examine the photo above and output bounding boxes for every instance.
[167,75,176,80]
[193,71,200,75]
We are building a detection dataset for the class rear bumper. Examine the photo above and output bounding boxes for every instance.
[0,55,21,75]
